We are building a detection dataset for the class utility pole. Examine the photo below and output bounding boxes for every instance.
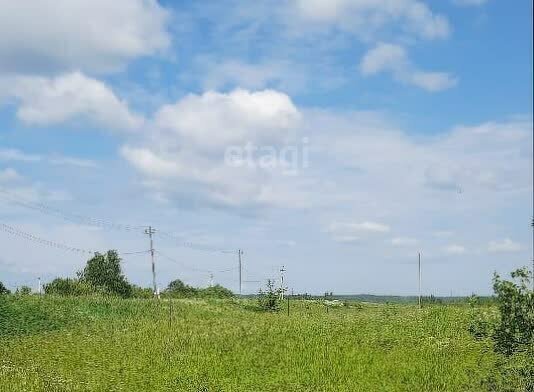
[418,252,422,308]
[38,277,41,296]
[209,272,214,287]
[145,226,157,296]
[279,265,286,301]
[238,249,243,295]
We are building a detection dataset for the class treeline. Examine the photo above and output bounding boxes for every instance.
[0,250,233,299]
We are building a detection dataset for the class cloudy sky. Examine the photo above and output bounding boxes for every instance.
[0,0,532,295]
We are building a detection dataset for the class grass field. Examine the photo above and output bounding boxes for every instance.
[0,296,497,391]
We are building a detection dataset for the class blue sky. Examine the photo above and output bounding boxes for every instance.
[0,0,532,295]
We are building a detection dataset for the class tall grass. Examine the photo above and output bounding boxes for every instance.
[0,296,496,391]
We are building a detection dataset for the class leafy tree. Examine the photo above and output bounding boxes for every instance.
[165,279,198,298]
[469,267,534,391]
[16,286,32,296]
[44,278,91,296]
[0,281,10,295]
[492,267,534,355]
[78,250,132,297]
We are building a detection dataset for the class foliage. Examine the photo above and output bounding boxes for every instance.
[200,284,234,298]
[492,267,534,355]
[0,281,10,295]
[164,279,198,298]
[15,286,32,296]
[44,278,91,296]
[468,267,534,391]
[131,285,154,299]
[78,250,132,298]
[257,279,283,311]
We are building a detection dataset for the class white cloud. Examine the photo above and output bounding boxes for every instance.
[291,0,450,40]
[0,149,40,162]
[327,221,390,242]
[154,89,300,150]
[122,88,308,208]
[0,147,98,168]
[452,0,487,6]
[391,237,418,246]
[0,168,21,183]
[359,43,457,91]
[488,238,521,253]
[444,244,466,254]
[0,0,170,74]
[1,72,143,131]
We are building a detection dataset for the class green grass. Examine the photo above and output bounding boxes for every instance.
[0,296,496,391]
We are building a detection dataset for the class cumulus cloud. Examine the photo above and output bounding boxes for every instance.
[360,43,457,91]
[488,238,521,253]
[0,0,170,74]
[122,88,308,208]
[0,72,143,131]
[154,89,300,149]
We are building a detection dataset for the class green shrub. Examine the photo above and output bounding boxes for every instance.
[131,285,154,298]
[470,267,534,391]
[492,268,534,355]
[44,278,91,296]
[0,281,10,295]
[15,286,32,296]
[200,284,234,298]
[164,279,198,298]
[257,280,283,312]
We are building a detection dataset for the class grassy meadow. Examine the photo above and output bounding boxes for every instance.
[0,296,498,391]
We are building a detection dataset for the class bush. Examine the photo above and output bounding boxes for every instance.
[200,284,234,298]
[15,286,32,296]
[164,279,198,298]
[0,281,10,295]
[469,267,534,391]
[44,278,92,296]
[257,280,283,312]
[492,268,534,355]
[131,285,154,299]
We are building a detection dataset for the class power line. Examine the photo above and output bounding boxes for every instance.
[0,188,147,233]
[155,230,236,254]
[1,223,95,254]
[0,223,148,257]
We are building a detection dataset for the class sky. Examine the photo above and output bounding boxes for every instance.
[0,0,532,296]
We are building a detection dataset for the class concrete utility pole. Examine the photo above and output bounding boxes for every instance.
[418,252,422,308]
[279,265,286,301]
[209,272,214,288]
[238,249,243,295]
[145,226,157,296]
[38,277,42,296]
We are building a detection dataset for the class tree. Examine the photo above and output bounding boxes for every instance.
[78,250,132,297]
[16,286,32,295]
[492,267,534,355]
[0,281,10,295]
[257,280,283,311]
[165,279,198,298]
